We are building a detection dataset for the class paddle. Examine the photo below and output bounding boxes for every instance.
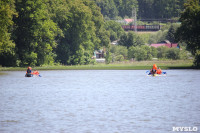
[162,72,167,74]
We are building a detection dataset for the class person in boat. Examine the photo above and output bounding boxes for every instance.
[32,70,39,75]
[156,67,162,74]
[150,64,157,75]
[26,66,32,77]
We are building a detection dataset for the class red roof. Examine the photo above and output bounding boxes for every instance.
[150,42,178,48]
[124,19,134,23]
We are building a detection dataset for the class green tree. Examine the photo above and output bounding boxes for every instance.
[128,46,136,59]
[94,0,118,19]
[138,0,186,19]
[166,24,180,43]
[14,0,61,66]
[128,46,149,61]
[138,0,154,19]
[157,46,168,59]
[110,45,128,61]
[151,47,158,58]
[0,0,17,66]
[119,0,138,18]
[148,30,168,44]
[55,0,110,65]
[134,46,147,61]
[141,45,152,60]
[176,0,200,67]
[65,0,96,65]
[105,20,124,42]
[166,48,180,59]
[119,31,144,48]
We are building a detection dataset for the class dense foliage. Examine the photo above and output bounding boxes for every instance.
[0,0,110,66]
[0,0,17,66]
[105,20,124,42]
[94,0,186,19]
[138,0,187,19]
[0,0,197,67]
[176,0,200,67]
[110,24,189,62]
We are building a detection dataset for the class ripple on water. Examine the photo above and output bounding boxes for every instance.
[0,70,200,133]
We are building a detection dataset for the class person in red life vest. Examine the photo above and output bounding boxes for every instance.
[156,67,162,74]
[26,66,32,77]
[32,70,39,75]
[150,64,157,75]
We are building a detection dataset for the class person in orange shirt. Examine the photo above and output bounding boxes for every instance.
[156,67,162,74]
[151,64,157,75]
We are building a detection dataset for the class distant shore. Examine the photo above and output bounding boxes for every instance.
[0,60,196,71]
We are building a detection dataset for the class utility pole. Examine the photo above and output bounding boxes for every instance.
[134,8,137,32]
[132,8,137,32]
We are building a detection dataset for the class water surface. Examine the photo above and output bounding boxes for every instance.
[0,70,200,133]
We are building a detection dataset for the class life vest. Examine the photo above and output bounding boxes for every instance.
[33,71,39,75]
[157,69,162,74]
[153,64,157,70]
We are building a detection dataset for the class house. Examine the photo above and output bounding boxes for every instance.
[124,19,134,24]
[111,40,119,45]
[150,40,179,48]
[93,50,105,63]
[115,19,134,25]
[94,50,104,58]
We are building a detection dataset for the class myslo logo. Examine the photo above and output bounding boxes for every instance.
[172,127,198,132]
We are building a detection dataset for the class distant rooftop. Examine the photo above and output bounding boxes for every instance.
[150,40,179,48]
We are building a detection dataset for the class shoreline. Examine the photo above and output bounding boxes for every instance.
[0,60,196,71]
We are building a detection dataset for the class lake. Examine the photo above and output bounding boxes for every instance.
[0,70,200,133]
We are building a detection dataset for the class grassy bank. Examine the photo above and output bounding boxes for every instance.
[0,60,195,71]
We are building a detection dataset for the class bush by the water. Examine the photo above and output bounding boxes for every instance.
[110,44,188,62]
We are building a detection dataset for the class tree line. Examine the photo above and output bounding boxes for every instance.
[0,0,110,66]
[110,26,189,62]
[94,0,187,19]
[0,0,199,67]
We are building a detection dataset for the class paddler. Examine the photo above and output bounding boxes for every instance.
[32,70,39,75]
[26,66,32,77]
[156,67,162,74]
[150,64,157,75]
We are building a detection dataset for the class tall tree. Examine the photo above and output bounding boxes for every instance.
[119,31,144,48]
[0,0,17,66]
[166,24,180,43]
[105,20,124,42]
[119,0,138,18]
[176,0,200,67]
[138,0,187,19]
[94,0,118,19]
[14,0,61,66]
[55,0,109,65]
[138,0,154,19]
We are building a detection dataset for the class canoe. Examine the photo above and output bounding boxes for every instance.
[25,73,41,77]
[147,71,167,77]
[147,73,166,77]
[25,73,32,77]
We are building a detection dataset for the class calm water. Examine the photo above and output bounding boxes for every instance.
[0,70,200,133]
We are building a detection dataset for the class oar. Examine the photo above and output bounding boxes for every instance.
[146,70,150,73]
